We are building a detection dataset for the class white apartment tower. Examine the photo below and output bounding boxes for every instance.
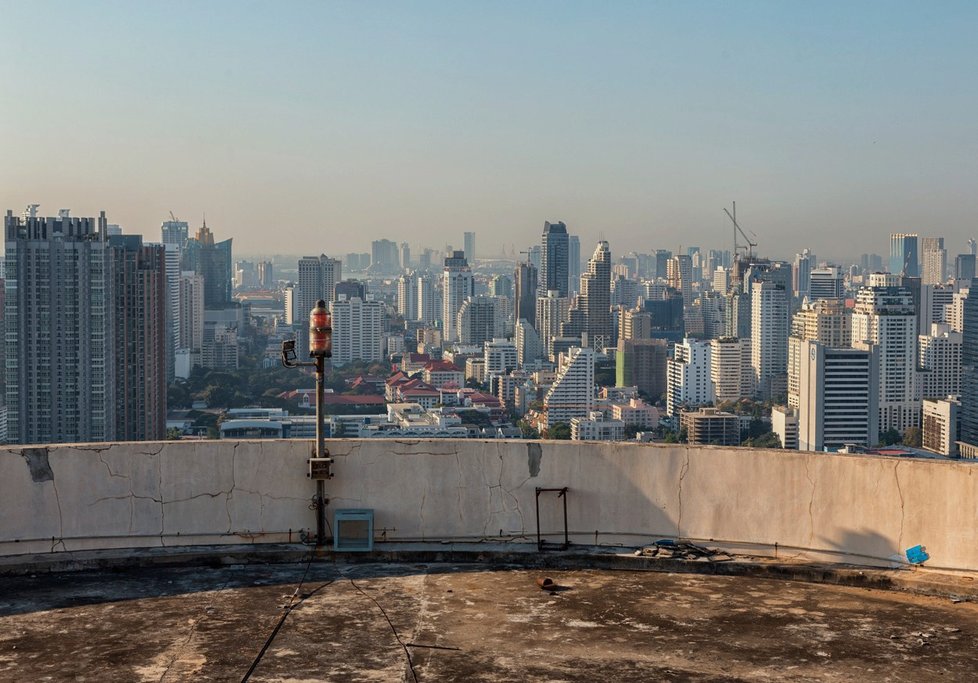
[396,272,418,321]
[297,255,342,314]
[852,285,921,433]
[442,251,473,342]
[330,297,384,367]
[544,346,596,429]
[416,274,438,325]
[711,337,753,403]
[667,338,714,416]
[918,323,962,400]
[751,280,789,400]
[798,340,878,452]
[536,290,570,357]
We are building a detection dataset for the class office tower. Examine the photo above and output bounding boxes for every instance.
[527,245,542,272]
[297,255,342,317]
[536,290,570,357]
[711,337,753,403]
[787,299,851,409]
[962,282,978,450]
[233,260,257,290]
[713,266,730,295]
[852,284,921,434]
[562,241,612,347]
[416,274,438,325]
[182,221,232,308]
[793,249,814,299]
[540,221,569,297]
[161,218,189,248]
[918,323,962,400]
[463,232,476,263]
[442,251,473,342]
[484,338,518,378]
[257,261,274,289]
[514,261,538,327]
[667,338,714,416]
[616,338,669,398]
[921,237,946,285]
[955,254,976,282]
[544,346,595,428]
[667,254,693,307]
[396,273,418,321]
[568,234,581,295]
[330,297,384,367]
[889,233,919,277]
[400,242,411,270]
[176,271,205,378]
[644,291,686,343]
[370,239,399,274]
[860,253,884,273]
[724,285,751,340]
[798,340,877,452]
[611,275,640,309]
[654,250,672,279]
[4,210,166,444]
[334,280,366,301]
[686,292,725,340]
[489,274,512,299]
[162,244,182,384]
[751,280,789,400]
[808,266,844,301]
[514,319,543,367]
[456,296,499,346]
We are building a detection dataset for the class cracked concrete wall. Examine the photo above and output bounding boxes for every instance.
[2,439,977,571]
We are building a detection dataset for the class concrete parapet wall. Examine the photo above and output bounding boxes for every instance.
[2,440,975,571]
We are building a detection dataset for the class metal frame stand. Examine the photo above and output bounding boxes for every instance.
[535,487,569,551]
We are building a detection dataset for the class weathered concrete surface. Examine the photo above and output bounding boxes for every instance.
[1,563,976,681]
[2,439,977,571]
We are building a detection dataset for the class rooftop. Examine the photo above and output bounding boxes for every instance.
[2,557,977,681]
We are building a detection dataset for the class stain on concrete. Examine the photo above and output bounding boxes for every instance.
[527,443,542,478]
[21,448,53,483]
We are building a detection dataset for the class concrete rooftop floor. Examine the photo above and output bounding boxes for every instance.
[1,561,977,682]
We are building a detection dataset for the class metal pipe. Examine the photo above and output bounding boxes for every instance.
[315,354,326,546]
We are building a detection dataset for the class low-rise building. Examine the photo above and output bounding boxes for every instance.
[611,398,659,429]
[923,397,960,457]
[771,406,799,450]
[571,411,626,441]
[681,407,740,446]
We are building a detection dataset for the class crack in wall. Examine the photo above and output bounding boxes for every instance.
[893,461,905,551]
[804,456,817,548]
[676,448,690,537]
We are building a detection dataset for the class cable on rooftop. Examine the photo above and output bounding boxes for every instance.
[350,577,420,683]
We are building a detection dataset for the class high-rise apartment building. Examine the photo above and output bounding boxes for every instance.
[787,299,851,409]
[514,319,543,367]
[514,261,538,327]
[257,261,274,289]
[667,254,693,307]
[416,274,439,325]
[463,232,476,263]
[955,254,976,282]
[330,297,384,367]
[852,284,921,434]
[298,255,342,321]
[918,323,961,400]
[399,242,411,270]
[456,296,500,346]
[793,249,815,299]
[370,239,399,274]
[396,273,418,321]
[667,338,714,416]
[536,290,570,357]
[182,221,232,308]
[4,209,166,444]
[751,279,789,400]
[162,243,182,384]
[798,340,877,452]
[921,237,946,285]
[543,346,595,429]
[711,337,753,403]
[161,218,189,248]
[957,282,978,451]
[540,221,569,297]
[484,338,518,378]
[561,241,612,347]
[442,251,473,342]
[889,233,919,277]
[176,271,205,378]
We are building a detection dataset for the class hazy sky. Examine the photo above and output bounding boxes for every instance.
[2,1,977,261]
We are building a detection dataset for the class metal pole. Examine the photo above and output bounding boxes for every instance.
[315,355,326,546]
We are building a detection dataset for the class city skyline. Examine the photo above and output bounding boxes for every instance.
[2,3,977,257]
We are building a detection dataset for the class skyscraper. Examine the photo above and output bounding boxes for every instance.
[852,284,921,434]
[330,297,384,367]
[442,251,473,342]
[920,237,946,285]
[667,338,714,416]
[161,218,189,248]
[463,232,476,264]
[958,282,978,451]
[297,255,343,317]
[889,233,919,277]
[514,261,538,327]
[568,234,581,295]
[536,290,569,357]
[396,273,418,321]
[787,299,851,409]
[370,239,399,274]
[544,346,595,429]
[416,273,439,325]
[751,279,789,400]
[4,209,166,444]
[457,296,500,346]
[540,221,569,297]
[808,266,844,301]
[667,254,693,307]
[798,341,877,452]
[561,241,612,347]
[182,221,232,308]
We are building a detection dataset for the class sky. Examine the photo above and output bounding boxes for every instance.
[2,1,977,261]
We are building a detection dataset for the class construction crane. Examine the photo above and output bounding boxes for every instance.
[723,201,757,262]
[168,211,179,223]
